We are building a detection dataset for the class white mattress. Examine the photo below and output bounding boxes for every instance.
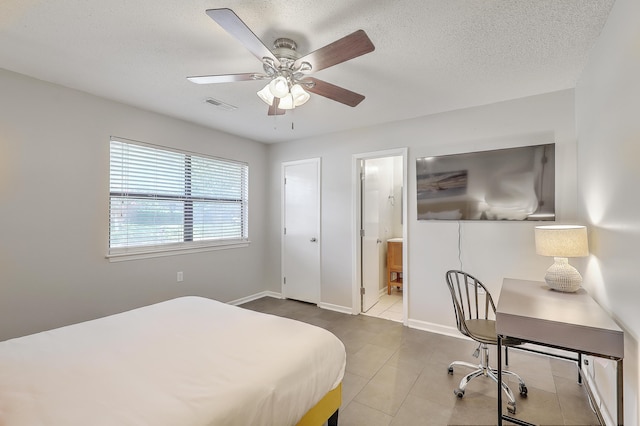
[0,296,346,426]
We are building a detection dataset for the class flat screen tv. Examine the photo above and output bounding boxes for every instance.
[416,143,555,221]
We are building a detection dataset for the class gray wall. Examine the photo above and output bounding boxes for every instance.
[0,69,269,340]
[576,0,640,422]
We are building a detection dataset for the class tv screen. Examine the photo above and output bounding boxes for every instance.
[416,143,555,221]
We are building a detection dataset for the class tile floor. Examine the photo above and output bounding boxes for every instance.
[362,288,403,322]
[240,296,599,426]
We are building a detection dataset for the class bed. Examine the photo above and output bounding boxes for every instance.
[0,296,346,426]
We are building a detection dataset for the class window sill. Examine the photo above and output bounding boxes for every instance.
[106,241,250,262]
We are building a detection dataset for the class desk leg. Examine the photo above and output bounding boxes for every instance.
[497,335,503,426]
[617,359,624,426]
[578,353,582,384]
[497,337,536,426]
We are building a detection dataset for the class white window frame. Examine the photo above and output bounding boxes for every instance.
[107,137,249,262]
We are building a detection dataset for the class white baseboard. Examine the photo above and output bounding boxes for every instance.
[228,291,352,314]
[406,318,470,341]
[406,320,585,357]
[228,291,282,306]
[318,302,354,315]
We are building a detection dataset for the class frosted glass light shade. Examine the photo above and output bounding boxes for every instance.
[269,76,289,98]
[278,93,294,110]
[535,225,589,292]
[257,85,275,106]
[290,84,310,106]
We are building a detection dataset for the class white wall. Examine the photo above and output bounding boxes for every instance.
[267,90,579,330]
[0,69,269,340]
[576,0,640,422]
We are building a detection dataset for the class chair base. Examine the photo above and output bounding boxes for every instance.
[448,344,527,414]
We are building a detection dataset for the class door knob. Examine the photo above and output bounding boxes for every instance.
[377,239,382,244]
[310,237,317,242]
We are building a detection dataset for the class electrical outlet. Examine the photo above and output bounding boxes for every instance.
[177,271,183,282]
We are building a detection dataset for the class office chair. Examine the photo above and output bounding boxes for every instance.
[445,270,527,414]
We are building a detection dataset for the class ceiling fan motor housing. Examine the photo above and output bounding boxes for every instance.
[272,38,301,63]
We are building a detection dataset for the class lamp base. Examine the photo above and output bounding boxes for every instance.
[544,257,582,292]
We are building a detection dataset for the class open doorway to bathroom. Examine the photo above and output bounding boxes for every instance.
[353,148,407,323]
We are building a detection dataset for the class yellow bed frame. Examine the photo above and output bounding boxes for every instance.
[296,383,342,426]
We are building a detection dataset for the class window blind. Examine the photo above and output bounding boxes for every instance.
[109,138,248,255]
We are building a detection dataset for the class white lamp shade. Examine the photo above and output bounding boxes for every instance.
[535,225,589,257]
[290,84,310,106]
[257,85,275,106]
[269,76,289,98]
[278,93,295,110]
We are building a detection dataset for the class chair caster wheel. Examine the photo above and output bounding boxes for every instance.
[447,366,453,375]
[519,383,528,397]
[454,389,464,398]
[507,401,516,414]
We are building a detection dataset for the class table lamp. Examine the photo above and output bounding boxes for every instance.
[534,225,589,292]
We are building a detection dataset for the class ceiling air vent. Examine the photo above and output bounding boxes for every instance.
[204,97,237,111]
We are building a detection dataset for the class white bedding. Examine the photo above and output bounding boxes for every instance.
[0,296,346,426]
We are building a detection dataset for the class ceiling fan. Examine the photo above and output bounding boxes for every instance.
[188,8,375,115]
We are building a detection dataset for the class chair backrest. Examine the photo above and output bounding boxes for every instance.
[445,270,496,339]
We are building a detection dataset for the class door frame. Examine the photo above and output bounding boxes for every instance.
[351,148,408,324]
[281,157,322,303]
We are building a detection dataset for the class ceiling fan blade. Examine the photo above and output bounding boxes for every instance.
[267,98,286,116]
[206,8,279,66]
[187,73,262,84]
[295,30,374,72]
[303,77,365,107]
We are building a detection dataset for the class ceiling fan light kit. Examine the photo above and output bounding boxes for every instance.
[258,78,310,110]
[187,8,375,115]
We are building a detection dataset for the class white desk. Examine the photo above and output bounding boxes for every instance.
[496,278,624,425]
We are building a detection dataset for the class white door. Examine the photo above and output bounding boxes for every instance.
[282,159,320,303]
[361,160,382,312]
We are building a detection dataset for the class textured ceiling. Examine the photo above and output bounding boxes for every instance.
[0,0,615,143]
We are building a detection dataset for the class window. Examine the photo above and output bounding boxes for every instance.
[108,138,248,258]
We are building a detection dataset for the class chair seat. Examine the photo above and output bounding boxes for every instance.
[465,319,523,346]
[464,319,497,343]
